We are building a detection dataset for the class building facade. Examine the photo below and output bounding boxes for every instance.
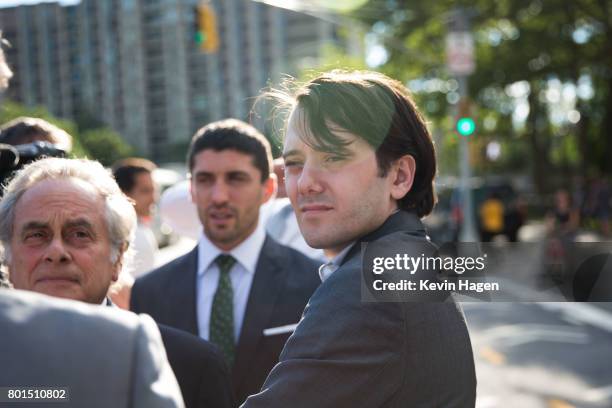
[0,0,351,160]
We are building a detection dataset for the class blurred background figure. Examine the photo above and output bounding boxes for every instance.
[113,158,159,278]
[582,178,610,237]
[0,31,10,289]
[479,192,505,242]
[272,157,287,198]
[0,116,72,152]
[546,188,580,239]
[503,195,527,242]
[0,117,71,194]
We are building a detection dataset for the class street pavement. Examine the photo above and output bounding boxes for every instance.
[465,302,612,408]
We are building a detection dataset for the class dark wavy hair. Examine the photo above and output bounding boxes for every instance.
[187,119,273,183]
[268,70,437,217]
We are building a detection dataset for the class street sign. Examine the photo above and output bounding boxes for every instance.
[446,32,475,75]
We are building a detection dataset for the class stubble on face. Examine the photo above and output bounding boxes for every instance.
[191,149,268,251]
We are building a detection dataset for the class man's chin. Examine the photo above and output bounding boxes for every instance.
[33,283,84,301]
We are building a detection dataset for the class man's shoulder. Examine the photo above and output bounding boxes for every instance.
[135,246,197,287]
[313,228,436,303]
[1,289,151,335]
[261,236,321,285]
[0,290,162,373]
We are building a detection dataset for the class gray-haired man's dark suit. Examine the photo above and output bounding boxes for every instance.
[242,211,477,408]
[131,235,321,405]
[0,289,184,408]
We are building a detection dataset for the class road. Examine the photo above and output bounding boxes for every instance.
[465,302,612,408]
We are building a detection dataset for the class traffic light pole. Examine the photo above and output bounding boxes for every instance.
[457,76,478,242]
[448,8,478,242]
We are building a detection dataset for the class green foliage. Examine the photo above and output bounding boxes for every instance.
[0,100,88,157]
[298,44,368,80]
[0,100,135,166]
[349,0,612,187]
[79,128,134,167]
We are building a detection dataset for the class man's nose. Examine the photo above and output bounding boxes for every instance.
[297,162,324,195]
[44,238,71,264]
[211,181,230,204]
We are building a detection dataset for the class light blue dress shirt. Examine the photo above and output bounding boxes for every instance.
[318,243,354,282]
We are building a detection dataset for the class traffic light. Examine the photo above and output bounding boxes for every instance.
[195,2,219,53]
[456,117,475,136]
[455,98,476,137]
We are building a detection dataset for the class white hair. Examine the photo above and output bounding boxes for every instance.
[0,158,136,265]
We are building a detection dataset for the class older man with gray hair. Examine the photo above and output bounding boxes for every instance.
[0,157,235,408]
[0,157,134,302]
[0,34,184,408]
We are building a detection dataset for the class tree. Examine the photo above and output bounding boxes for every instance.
[79,128,134,167]
[350,0,612,190]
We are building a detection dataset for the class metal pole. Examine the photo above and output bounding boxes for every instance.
[458,75,478,242]
[450,8,478,242]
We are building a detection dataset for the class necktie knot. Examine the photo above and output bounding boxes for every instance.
[215,254,236,274]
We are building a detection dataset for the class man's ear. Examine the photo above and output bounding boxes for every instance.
[188,175,196,203]
[111,243,128,282]
[262,173,278,204]
[390,154,416,201]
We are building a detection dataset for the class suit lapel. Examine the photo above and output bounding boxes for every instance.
[232,236,285,389]
[342,211,426,266]
[167,246,199,335]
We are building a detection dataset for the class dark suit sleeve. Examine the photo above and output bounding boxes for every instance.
[197,357,236,408]
[131,315,185,408]
[130,281,142,313]
[241,260,406,408]
[158,325,236,408]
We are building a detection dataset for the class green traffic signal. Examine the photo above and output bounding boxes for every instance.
[456,117,475,136]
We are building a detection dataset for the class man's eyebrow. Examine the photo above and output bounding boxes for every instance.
[63,219,95,230]
[282,149,302,159]
[20,221,49,232]
[227,170,250,177]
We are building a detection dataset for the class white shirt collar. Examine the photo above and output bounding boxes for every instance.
[318,242,355,282]
[197,220,266,277]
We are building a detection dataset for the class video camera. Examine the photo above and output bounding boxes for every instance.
[0,141,66,196]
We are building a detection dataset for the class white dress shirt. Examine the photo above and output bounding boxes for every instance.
[130,220,158,278]
[196,221,266,342]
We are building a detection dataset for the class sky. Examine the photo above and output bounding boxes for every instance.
[0,0,79,8]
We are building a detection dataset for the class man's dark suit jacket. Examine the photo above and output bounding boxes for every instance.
[158,324,235,408]
[107,299,235,408]
[130,235,321,405]
[242,211,477,408]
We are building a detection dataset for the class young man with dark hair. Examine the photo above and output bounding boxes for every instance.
[112,157,159,278]
[131,119,321,406]
[242,71,476,407]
